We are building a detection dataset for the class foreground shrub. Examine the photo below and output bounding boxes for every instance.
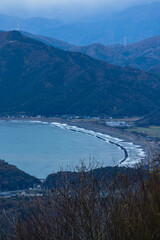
[0,157,160,240]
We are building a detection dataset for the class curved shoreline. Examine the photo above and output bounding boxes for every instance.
[47,121,145,167]
[0,118,146,168]
[89,134,128,164]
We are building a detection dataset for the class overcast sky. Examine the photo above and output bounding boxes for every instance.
[0,0,159,19]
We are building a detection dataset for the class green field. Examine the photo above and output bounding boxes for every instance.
[127,126,160,138]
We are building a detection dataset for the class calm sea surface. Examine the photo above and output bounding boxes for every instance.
[0,120,124,178]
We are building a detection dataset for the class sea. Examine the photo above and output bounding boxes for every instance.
[0,120,145,179]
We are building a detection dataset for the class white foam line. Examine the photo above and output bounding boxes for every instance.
[7,119,146,168]
[50,121,145,167]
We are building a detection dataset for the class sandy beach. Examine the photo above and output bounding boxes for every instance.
[38,117,149,152]
[0,117,150,168]
[3,117,149,165]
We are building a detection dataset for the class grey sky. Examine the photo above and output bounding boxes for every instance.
[0,0,157,7]
[0,0,159,19]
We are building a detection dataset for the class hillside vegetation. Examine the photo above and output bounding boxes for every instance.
[1,156,160,240]
[0,31,160,117]
[70,36,160,72]
[0,160,40,191]
[27,33,160,72]
[136,107,160,126]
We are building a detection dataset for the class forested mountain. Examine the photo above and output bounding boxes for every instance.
[136,108,160,126]
[26,33,160,72]
[22,31,74,50]
[0,160,40,191]
[0,31,160,117]
[69,36,160,72]
[151,64,160,75]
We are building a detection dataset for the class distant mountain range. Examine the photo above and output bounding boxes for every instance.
[70,36,160,72]
[0,2,160,45]
[45,2,160,45]
[0,13,62,32]
[0,31,160,117]
[23,32,160,73]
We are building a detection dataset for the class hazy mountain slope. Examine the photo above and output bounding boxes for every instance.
[24,32,160,72]
[0,2,160,45]
[0,14,17,30]
[121,36,160,71]
[0,14,62,33]
[22,31,74,50]
[0,31,160,117]
[21,17,62,34]
[24,2,160,45]
[72,36,160,71]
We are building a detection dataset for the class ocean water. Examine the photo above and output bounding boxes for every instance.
[0,120,125,178]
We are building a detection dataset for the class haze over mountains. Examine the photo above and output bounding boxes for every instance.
[0,13,62,34]
[0,2,160,45]
[0,31,160,117]
[46,2,160,45]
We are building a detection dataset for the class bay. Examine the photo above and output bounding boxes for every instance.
[0,120,124,178]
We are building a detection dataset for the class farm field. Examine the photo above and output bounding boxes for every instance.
[127,126,160,138]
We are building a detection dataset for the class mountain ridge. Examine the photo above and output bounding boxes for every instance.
[22,32,160,72]
[0,31,160,117]
[0,2,160,45]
